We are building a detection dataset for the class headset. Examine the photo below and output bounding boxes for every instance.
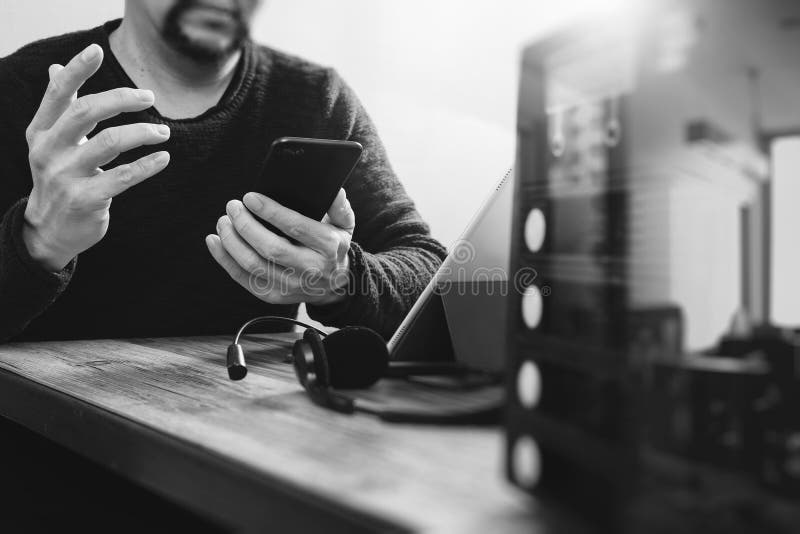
[226,316,502,423]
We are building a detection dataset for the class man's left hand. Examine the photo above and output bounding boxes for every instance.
[206,189,354,305]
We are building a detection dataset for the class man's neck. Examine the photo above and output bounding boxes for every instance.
[109,17,242,119]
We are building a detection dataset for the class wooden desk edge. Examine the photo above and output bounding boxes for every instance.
[0,365,411,533]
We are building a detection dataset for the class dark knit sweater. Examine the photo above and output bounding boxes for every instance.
[0,20,446,342]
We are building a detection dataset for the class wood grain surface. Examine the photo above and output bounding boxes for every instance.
[0,334,561,533]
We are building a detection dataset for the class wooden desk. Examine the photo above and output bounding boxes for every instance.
[0,334,554,533]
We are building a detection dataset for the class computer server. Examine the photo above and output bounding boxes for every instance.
[506,0,800,531]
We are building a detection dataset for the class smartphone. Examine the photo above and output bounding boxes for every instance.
[252,137,363,238]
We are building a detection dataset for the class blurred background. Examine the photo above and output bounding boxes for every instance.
[0,0,613,248]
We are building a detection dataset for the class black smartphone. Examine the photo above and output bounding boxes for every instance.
[252,137,363,238]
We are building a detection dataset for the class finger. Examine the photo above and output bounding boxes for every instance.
[227,199,325,270]
[87,150,170,200]
[206,233,262,293]
[217,213,307,280]
[322,189,356,232]
[206,234,297,304]
[216,214,272,274]
[76,123,170,169]
[241,192,339,256]
[52,87,156,144]
[48,64,63,78]
[29,44,104,132]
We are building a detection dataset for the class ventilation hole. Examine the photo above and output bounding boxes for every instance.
[517,360,542,409]
[521,286,543,329]
[512,435,542,490]
[524,208,546,252]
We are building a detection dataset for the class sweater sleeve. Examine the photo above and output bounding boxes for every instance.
[306,70,447,339]
[0,63,76,343]
[0,199,76,342]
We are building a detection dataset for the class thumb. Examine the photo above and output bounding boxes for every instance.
[323,189,355,233]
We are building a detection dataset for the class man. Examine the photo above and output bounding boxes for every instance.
[0,1,448,528]
[0,0,446,343]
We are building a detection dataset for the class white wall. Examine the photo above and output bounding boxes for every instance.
[0,0,591,246]
[0,1,124,55]
[771,137,800,328]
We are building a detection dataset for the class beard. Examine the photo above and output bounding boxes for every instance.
[162,0,251,63]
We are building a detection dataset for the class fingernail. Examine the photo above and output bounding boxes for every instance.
[227,200,242,217]
[82,44,101,62]
[243,192,263,211]
[153,152,170,165]
[139,90,155,104]
[155,124,170,137]
[205,235,215,248]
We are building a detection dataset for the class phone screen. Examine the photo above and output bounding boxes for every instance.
[253,138,363,237]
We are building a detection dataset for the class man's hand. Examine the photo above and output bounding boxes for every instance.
[206,189,355,305]
[23,43,171,272]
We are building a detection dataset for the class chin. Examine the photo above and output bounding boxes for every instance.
[168,26,242,62]
[186,28,235,54]
[163,3,249,63]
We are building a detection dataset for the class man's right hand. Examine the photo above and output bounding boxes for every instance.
[22,43,170,272]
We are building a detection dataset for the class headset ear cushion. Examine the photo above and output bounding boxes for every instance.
[323,327,389,389]
[303,328,331,387]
